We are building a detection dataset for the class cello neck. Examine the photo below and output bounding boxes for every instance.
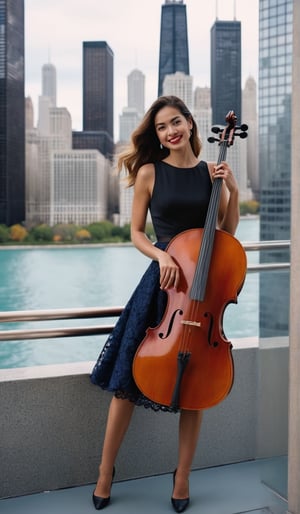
[190,110,239,302]
[190,142,228,302]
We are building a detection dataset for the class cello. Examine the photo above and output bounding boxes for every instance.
[133,112,248,410]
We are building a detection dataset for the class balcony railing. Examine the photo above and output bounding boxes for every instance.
[0,240,290,342]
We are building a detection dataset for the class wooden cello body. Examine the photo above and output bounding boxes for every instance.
[133,227,246,410]
[133,112,248,410]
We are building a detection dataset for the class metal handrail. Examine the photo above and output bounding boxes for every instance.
[0,306,123,323]
[0,325,117,341]
[242,239,290,251]
[0,306,123,341]
[243,239,290,273]
[0,240,291,342]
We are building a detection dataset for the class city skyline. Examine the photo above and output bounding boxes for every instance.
[25,0,258,139]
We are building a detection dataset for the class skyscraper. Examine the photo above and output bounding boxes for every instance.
[74,40,114,176]
[0,0,25,225]
[83,41,114,138]
[210,20,241,125]
[158,0,189,97]
[243,76,258,200]
[209,18,249,202]
[258,0,293,337]
[42,63,57,107]
[162,71,193,111]
[127,69,145,118]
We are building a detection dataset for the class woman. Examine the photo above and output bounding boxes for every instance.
[90,95,240,512]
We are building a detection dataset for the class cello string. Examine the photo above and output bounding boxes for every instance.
[190,142,228,301]
[184,142,228,355]
[180,138,229,351]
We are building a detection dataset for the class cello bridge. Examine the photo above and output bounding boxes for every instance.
[181,320,201,327]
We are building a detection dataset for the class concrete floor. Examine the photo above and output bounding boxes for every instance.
[0,459,288,514]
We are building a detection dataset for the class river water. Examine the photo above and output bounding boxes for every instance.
[0,217,259,369]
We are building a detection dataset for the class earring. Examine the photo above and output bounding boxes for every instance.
[160,143,163,149]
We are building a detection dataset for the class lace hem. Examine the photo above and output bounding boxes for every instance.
[114,389,179,413]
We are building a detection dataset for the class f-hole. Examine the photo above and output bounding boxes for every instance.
[159,309,183,339]
[204,311,219,347]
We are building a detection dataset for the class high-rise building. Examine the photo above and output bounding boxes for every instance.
[259,0,293,337]
[162,71,193,111]
[193,87,215,163]
[210,18,250,201]
[127,69,145,118]
[243,76,258,200]
[50,150,108,226]
[119,108,141,144]
[0,0,25,226]
[25,97,39,224]
[72,131,114,159]
[158,0,189,97]
[42,63,57,107]
[210,20,241,125]
[75,41,115,217]
[119,68,145,144]
[36,104,72,223]
[83,41,114,138]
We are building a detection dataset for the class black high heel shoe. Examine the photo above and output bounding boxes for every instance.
[171,469,190,513]
[92,466,116,510]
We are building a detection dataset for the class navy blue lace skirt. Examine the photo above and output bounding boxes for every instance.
[90,242,178,412]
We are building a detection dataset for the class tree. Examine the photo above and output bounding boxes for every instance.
[10,224,28,242]
[30,224,53,242]
[240,201,260,216]
[53,223,78,242]
[75,229,91,242]
[121,223,131,241]
[87,221,114,241]
[0,224,9,243]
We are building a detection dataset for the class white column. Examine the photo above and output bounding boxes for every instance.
[287,1,300,513]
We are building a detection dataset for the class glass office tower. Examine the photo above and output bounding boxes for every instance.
[83,41,114,139]
[0,0,25,225]
[210,20,241,126]
[158,0,189,97]
[259,0,293,337]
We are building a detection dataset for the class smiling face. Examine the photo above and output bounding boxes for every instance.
[154,106,193,151]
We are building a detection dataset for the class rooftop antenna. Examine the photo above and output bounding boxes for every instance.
[233,0,236,20]
[216,0,218,20]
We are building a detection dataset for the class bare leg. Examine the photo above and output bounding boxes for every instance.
[172,409,203,499]
[94,396,135,497]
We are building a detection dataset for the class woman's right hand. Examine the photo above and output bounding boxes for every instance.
[158,252,180,290]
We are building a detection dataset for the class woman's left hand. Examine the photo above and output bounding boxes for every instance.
[213,162,238,194]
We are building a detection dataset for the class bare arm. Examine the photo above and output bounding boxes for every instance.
[130,164,180,290]
[208,161,240,235]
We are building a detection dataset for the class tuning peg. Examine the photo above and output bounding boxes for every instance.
[207,136,220,143]
[234,124,248,132]
[211,126,222,134]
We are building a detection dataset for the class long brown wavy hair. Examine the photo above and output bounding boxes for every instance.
[117,95,202,186]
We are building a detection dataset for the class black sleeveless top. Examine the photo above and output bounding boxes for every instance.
[149,160,212,241]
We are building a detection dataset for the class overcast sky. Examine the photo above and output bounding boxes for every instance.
[25,0,259,139]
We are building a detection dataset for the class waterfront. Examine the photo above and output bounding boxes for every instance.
[0,218,259,369]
